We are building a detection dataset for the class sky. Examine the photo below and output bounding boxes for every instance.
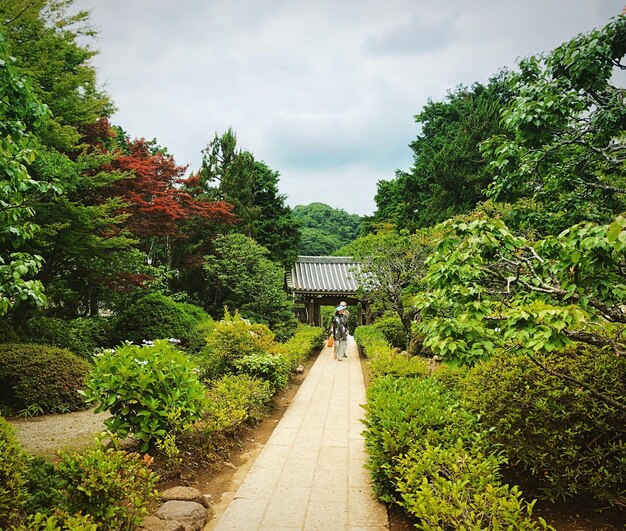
[71,0,625,215]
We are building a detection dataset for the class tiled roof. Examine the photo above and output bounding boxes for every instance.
[286,256,361,294]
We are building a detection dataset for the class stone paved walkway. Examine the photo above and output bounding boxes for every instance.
[210,337,389,530]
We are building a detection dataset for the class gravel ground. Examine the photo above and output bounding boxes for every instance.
[10,409,111,458]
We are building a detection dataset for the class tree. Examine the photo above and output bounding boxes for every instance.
[203,233,297,340]
[199,129,300,266]
[0,35,54,315]
[292,202,362,255]
[482,14,626,235]
[370,76,510,231]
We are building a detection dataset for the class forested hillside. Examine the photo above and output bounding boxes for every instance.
[292,202,362,255]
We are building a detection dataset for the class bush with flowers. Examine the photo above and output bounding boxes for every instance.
[82,340,207,451]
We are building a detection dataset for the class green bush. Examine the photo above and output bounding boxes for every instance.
[83,340,207,451]
[23,457,65,517]
[429,362,467,393]
[0,344,89,414]
[21,316,112,359]
[395,440,550,530]
[362,376,484,502]
[354,325,392,359]
[186,317,216,353]
[273,324,325,370]
[234,352,290,392]
[461,345,626,504]
[57,446,158,531]
[0,416,27,528]
[203,374,273,433]
[111,293,207,345]
[14,511,97,530]
[196,311,275,380]
[372,316,408,350]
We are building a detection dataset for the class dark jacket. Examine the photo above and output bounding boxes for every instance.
[331,312,349,341]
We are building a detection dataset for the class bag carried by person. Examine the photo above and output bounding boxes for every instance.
[327,336,334,347]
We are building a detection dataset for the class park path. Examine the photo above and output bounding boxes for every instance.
[209,336,389,530]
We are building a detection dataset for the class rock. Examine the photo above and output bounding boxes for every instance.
[295,364,304,374]
[160,486,209,508]
[140,515,185,531]
[156,500,207,531]
[223,461,236,469]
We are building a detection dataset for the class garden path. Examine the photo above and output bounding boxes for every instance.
[208,336,389,530]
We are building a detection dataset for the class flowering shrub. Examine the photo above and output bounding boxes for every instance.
[82,340,206,450]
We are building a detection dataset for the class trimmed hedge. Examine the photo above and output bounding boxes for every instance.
[461,345,626,504]
[111,293,207,345]
[372,316,408,350]
[0,344,89,415]
[271,324,325,371]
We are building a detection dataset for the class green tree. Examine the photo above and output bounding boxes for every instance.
[371,76,510,231]
[199,129,300,266]
[203,233,297,339]
[0,34,54,315]
[292,202,362,255]
[482,14,626,235]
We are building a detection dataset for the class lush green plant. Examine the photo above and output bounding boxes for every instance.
[272,324,325,370]
[234,352,290,392]
[0,344,89,414]
[23,457,65,517]
[372,316,409,350]
[56,446,158,531]
[354,325,394,359]
[21,316,112,359]
[369,350,430,380]
[394,440,550,530]
[0,416,27,528]
[185,317,216,353]
[203,374,273,433]
[462,346,626,504]
[111,293,207,346]
[196,310,275,380]
[362,376,484,502]
[14,511,97,530]
[82,340,207,451]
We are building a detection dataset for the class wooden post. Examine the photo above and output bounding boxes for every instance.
[365,302,371,325]
[308,299,315,326]
[357,302,363,326]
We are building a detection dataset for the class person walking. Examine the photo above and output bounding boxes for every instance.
[330,304,349,361]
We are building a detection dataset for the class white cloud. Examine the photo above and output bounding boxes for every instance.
[73,0,625,215]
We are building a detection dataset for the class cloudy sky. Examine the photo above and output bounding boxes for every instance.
[72,0,624,215]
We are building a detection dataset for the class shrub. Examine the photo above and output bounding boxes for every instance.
[196,311,275,380]
[203,374,273,433]
[0,344,89,414]
[234,353,290,392]
[394,440,550,530]
[14,511,97,530]
[0,416,27,528]
[23,457,65,516]
[354,325,392,359]
[186,317,216,353]
[83,340,207,451]
[272,324,325,371]
[429,362,467,393]
[111,293,207,345]
[362,376,484,502]
[461,345,626,504]
[21,316,112,359]
[369,350,430,380]
[56,446,158,531]
[372,316,408,350]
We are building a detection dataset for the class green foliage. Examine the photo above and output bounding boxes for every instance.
[14,511,97,531]
[482,16,626,234]
[234,353,290,392]
[196,310,276,380]
[292,202,362,255]
[23,458,65,517]
[0,344,89,414]
[56,446,158,531]
[185,317,216,353]
[0,416,27,527]
[111,293,207,346]
[354,325,394,358]
[203,374,273,433]
[394,440,549,530]
[19,316,112,358]
[370,76,510,231]
[83,340,207,451]
[203,233,298,340]
[272,324,325,370]
[372,316,409,350]
[461,346,626,504]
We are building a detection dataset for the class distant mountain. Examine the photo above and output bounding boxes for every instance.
[293,203,363,256]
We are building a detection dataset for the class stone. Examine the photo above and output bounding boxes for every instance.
[160,486,209,508]
[296,364,304,374]
[140,515,185,531]
[156,501,207,531]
